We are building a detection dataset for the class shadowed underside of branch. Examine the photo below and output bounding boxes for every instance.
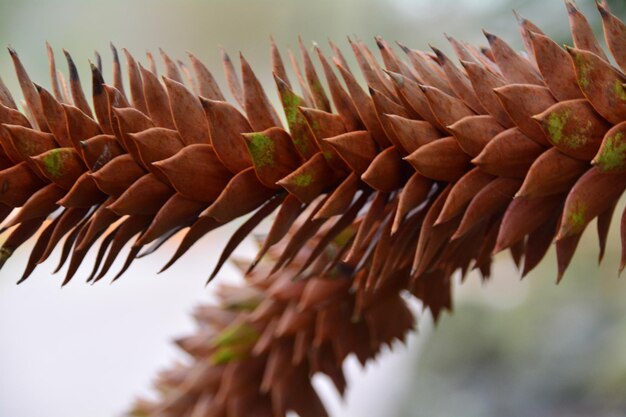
[2,1,626,416]
[130,232,414,417]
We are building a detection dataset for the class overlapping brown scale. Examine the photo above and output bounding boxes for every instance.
[448,114,503,157]
[287,49,315,110]
[127,128,184,180]
[384,70,441,129]
[431,46,485,114]
[123,49,149,113]
[163,77,210,145]
[483,31,543,86]
[108,173,173,216]
[494,193,563,254]
[314,172,359,219]
[210,196,287,283]
[94,215,152,283]
[461,60,513,127]
[411,186,455,278]
[334,62,390,147]
[359,38,398,98]
[239,54,282,132]
[472,128,545,178]
[158,48,183,84]
[565,0,608,62]
[528,31,583,101]
[593,121,626,173]
[3,183,63,228]
[557,166,626,241]
[30,147,86,190]
[445,33,476,65]
[62,103,102,149]
[567,46,626,125]
[375,37,404,79]
[2,124,57,161]
[598,2,626,73]
[200,98,253,173]
[58,173,105,208]
[369,87,411,147]
[324,130,377,175]
[277,152,335,203]
[0,217,45,269]
[4,8,626,369]
[298,107,349,171]
[153,144,231,202]
[140,64,176,129]
[63,50,94,119]
[361,146,406,193]
[419,84,474,130]
[90,63,114,135]
[452,177,521,240]
[436,168,494,225]
[79,134,124,171]
[298,38,332,112]
[518,147,588,198]
[0,75,16,109]
[312,48,360,132]
[8,48,50,131]
[273,76,319,159]
[34,86,73,147]
[202,167,275,224]
[513,11,545,68]
[522,213,558,277]
[90,154,145,196]
[556,232,583,283]
[188,52,225,101]
[405,136,471,182]
[349,38,395,101]
[385,115,440,154]
[597,202,616,263]
[493,84,555,145]
[533,98,611,160]
[392,172,431,234]
[398,43,453,95]
[242,127,302,189]
[0,102,29,129]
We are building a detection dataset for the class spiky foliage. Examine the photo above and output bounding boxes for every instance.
[2,1,625,289]
[2,2,626,414]
[130,228,414,417]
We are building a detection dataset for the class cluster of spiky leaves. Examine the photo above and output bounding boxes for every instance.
[2,1,626,415]
[130,231,414,417]
[2,2,626,293]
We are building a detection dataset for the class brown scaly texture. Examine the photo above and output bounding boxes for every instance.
[130,228,414,417]
[3,2,626,290]
[2,1,626,416]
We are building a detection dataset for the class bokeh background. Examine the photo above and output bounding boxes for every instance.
[1,0,626,416]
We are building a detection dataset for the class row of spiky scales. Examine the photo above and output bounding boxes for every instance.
[130,227,414,417]
[0,0,625,300]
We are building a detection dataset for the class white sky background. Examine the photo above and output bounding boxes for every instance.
[0,1,617,416]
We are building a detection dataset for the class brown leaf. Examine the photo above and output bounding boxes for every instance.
[533,99,610,160]
[558,166,626,240]
[448,114,504,157]
[472,128,546,178]
[567,46,626,125]
[405,136,470,182]
[153,144,232,203]
[242,127,302,189]
[528,31,583,101]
